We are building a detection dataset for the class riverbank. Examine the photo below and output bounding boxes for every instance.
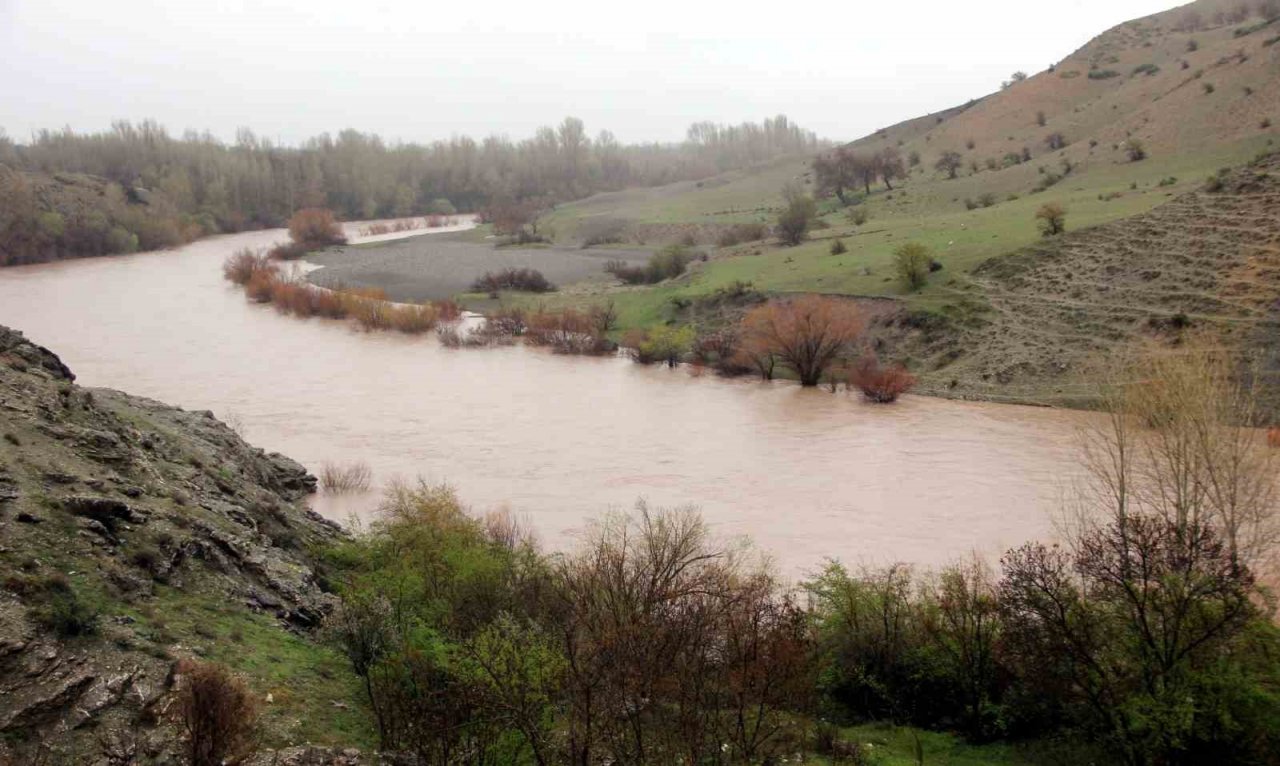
[304,226,653,302]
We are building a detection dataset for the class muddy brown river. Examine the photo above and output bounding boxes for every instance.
[0,223,1093,576]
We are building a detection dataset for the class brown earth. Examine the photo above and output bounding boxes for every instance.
[919,150,1280,411]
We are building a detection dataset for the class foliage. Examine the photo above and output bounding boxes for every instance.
[849,357,917,402]
[629,324,695,366]
[893,243,933,291]
[471,267,556,294]
[175,660,260,766]
[739,295,864,386]
[1034,203,1067,236]
[606,244,693,284]
[777,183,818,245]
[284,207,346,251]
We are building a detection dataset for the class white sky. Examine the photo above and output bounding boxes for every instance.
[0,0,1186,146]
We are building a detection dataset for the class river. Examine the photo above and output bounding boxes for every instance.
[0,222,1092,576]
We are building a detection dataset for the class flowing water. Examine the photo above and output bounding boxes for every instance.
[0,223,1094,576]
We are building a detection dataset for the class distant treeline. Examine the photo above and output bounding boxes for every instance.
[0,116,825,265]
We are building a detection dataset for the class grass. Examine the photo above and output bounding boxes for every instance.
[804,723,1039,765]
[524,135,1273,333]
[124,586,376,750]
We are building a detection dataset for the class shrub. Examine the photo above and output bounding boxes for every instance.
[470,268,556,293]
[285,208,346,251]
[776,184,817,245]
[829,238,848,255]
[716,222,768,247]
[1123,138,1147,162]
[606,245,692,285]
[175,660,259,766]
[1268,427,1280,448]
[319,461,373,494]
[893,242,933,291]
[849,357,916,402]
[846,206,869,226]
[30,579,98,637]
[1044,132,1067,150]
[425,198,456,215]
[739,296,864,386]
[629,325,696,366]
[222,249,273,285]
[1034,203,1067,236]
[1203,82,1216,94]
[1088,69,1120,79]
[526,309,612,355]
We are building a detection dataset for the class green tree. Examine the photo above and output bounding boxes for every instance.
[893,242,933,291]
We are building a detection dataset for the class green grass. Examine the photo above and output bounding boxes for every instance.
[529,136,1274,333]
[803,723,1090,766]
[124,586,376,750]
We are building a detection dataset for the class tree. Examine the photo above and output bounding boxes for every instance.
[935,151,964,180]
[740,295,864,386]
[776,183,817,245]
[998,345,1280,763]
[1034,203,1066,236]
[813,148,858,204]
[174,660,259,766]
[893,242,933,291]
[878,147,906,191]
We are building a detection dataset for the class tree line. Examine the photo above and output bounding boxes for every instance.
[0,115,825,265]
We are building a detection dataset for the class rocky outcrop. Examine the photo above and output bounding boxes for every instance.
[0,325,348,761]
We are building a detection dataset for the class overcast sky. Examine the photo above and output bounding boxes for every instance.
[0,0,1185,146]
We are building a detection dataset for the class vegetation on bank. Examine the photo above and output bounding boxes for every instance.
[274,345,1279,766]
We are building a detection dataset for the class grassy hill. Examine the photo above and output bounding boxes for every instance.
[526,0,1280,405]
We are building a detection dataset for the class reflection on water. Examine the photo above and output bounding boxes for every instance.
[0,224,1092,575]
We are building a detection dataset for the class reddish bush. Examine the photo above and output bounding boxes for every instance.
[1268,427,1280,448]
[244,271,278,303]
[174,659,259,766]
[285,208,346,251]
[222,249,274,285]
[849,357,916,403]
[739,296,864,386]
[436,299,461,322]
[527,309,612,354]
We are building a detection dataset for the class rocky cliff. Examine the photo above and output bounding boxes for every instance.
[0,325,367,763]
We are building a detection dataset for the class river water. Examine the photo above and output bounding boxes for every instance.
[0,223,1092,576]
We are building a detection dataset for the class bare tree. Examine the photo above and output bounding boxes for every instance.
[740,296,864,386]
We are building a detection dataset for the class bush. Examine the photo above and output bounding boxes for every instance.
[222,248,274,285]
[425,198,456,215]
[846,207,869,226]
[716,222,768,247]
[849,357,917,402]
[1088,69,1120,79]
[320,461,373,493]
[776,184,818,245]
[285,208,346,251]
[1124,138,1147,162]
[1132,63,1160,76]
[470,268,556,293]
[31,580,98,637]
[606,245,692,285]
[175,660,259,766]
[893,242,933,291]
[1034,203,1067,236]
[830,238,848,255]
[627,325,695,366]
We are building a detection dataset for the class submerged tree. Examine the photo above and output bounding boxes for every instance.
[740,295,864,386]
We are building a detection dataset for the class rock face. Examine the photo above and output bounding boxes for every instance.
[0,325,346,761]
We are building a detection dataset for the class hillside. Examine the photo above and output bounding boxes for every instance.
[527,0,1280,403]
[919,150,1280,404]
[0,326,371,762]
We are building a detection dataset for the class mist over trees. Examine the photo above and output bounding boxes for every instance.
[0,116,825,265]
